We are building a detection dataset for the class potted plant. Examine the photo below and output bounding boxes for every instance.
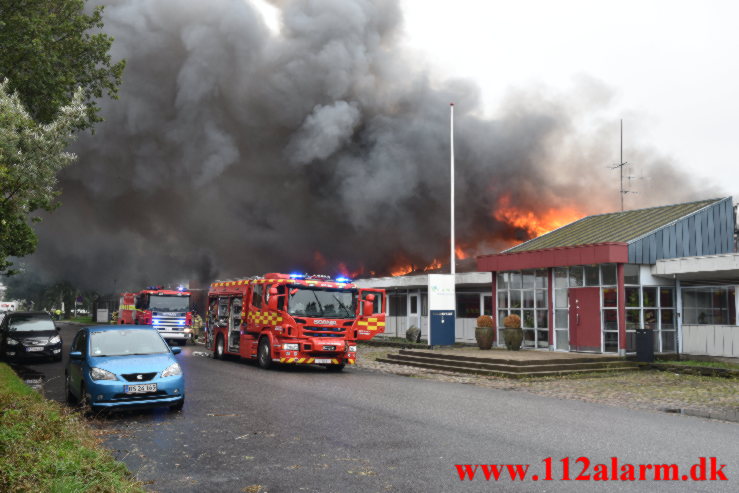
[474,315,495,350]
[503,314,523,351]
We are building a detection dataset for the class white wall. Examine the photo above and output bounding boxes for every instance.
[682,325,739,358]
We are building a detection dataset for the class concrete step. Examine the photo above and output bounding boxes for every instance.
[385,353,638,373]
[376,357,639,378]
[398,349,624,366]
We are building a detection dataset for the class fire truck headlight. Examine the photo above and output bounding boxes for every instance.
[178,320,185,325]
[348,345,357,353]
[162,363,182,378]
[283,343,299,351]
[152,319,160,325]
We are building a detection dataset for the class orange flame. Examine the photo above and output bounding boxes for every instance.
[391,265,414,277]
[455,246,467,260]
[423,259,443,271]
[494,195,584,238]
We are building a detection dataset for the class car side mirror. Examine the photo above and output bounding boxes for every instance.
[55,324,60,331]
[69,351,83,360]
[363,294,375,316]
[268,296,279,311]
[171,347,182,355]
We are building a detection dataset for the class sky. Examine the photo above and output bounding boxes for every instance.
[398,0,739,202]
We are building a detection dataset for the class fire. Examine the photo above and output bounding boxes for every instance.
[455,247,467,260]
[494,195,584,239]
[391,265,414,277]
[423,259,443,271]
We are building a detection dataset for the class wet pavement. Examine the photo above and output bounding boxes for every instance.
[6,324,739,492]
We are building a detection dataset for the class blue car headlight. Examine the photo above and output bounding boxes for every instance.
[161,363,182,378]
[90,367,117,381]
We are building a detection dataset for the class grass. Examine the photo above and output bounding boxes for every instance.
[660,359,739,370]
[63,315,94,324]
[0,363,144,492]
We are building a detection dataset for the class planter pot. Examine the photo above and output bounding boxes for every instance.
[474,326,495,350]
[504,327,523,351]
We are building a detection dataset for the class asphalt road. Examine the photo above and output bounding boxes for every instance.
[7,323,739,492]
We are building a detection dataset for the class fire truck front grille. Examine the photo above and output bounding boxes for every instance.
[302,326,345,338]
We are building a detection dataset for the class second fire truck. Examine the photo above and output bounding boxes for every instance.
[118,287,193,344]
[207,273,385,371]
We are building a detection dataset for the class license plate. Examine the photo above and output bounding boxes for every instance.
[26,347,44,352]
[124,383,157,394]
[322,346,336,351]
[314,358,332,364]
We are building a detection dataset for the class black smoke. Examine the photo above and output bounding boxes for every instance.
[19,0,716,291]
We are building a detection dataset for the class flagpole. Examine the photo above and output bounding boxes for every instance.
[450,103,455,276]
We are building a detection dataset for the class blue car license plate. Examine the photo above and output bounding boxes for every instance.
[124,383,157,394]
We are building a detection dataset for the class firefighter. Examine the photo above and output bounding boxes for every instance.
[111,310,118,324]
[191,311,203,342]
[54,308,62,321]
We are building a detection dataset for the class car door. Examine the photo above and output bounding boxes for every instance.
[68,330,87,395]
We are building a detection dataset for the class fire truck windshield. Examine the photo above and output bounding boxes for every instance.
[147,295,190,312]
[288,287,356,319]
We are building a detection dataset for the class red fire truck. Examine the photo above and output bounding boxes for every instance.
[207,273,385,371]
[118,287,192,344]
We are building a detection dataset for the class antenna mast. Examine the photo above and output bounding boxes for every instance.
[610,119,635,211]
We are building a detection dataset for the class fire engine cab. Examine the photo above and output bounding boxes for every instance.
[207,273,385,371]
[118,287,192,344]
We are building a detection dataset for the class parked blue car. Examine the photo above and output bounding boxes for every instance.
[64,325,185,411]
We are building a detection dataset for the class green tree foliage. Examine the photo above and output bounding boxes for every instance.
[0,0,125,127]
[0,80,87,274]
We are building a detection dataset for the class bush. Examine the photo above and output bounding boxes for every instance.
[503,314,521,329]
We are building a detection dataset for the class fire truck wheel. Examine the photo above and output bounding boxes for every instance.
[214,335,225,360]
[257,337,272,370]
[323,364,345,372]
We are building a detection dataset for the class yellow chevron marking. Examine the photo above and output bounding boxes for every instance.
[332,359,339,364]
[298,358,305,363]
[348,359,355,365]
[280,358,286,363]
[308,358,315,363]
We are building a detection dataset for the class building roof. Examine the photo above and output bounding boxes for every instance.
[504,198,724,253]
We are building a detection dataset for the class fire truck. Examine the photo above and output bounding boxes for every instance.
[118,287,192,344]
[207,273,385,371]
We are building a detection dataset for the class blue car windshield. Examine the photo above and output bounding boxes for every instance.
[89,330,170,357]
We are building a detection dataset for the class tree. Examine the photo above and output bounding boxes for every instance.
[0,0,125,127]
[0,79,87,275]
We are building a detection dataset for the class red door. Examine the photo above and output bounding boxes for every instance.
[568,287,601,352]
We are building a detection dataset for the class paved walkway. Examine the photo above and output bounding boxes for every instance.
[404,346,617,361]
[357,346,739,423]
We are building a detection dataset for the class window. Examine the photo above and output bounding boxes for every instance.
[457,294,481,318]
[410,296,418,314]
[251,284,263,308]
[682,287,733,325]
[497,269,549,348]
[483,295,492,316]
[585,265,599,286]
[388,294,407,316]
[601,264,617,286]
[624,264,639,285]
